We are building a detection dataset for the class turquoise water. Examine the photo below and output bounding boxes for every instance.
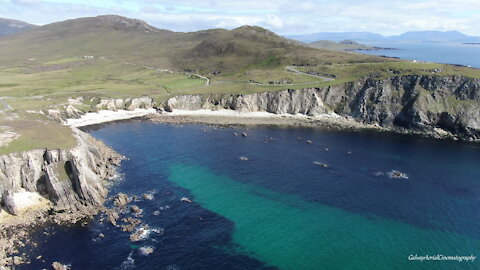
[169,164,478,270]
[22,122,480,269]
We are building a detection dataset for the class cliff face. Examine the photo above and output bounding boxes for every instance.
[165,75,480,140]
[94,97,155,112]
[48,97,156,121]
[0,128,122,216]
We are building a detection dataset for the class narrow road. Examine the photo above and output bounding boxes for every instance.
[215,65,336,86]
[285,66,335,82]
[192,74,210,86]
[142,64,210,86]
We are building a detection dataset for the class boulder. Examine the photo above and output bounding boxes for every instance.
[130,205,142,214]
[142,193,153,200]
[52,262,68,270]
[113,193,131,207]
[106,209,120,227]
[139,246,154,256]
[2,190,19,216]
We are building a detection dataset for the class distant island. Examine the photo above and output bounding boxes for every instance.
[464,42,480,45]
[308,40,398,52]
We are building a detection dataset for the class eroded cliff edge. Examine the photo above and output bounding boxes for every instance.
[0,128,122,218]
[164,75,480,141]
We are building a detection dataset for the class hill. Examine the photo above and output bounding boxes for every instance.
[0,15,386,74]
[0,17,36,37]
[10,15,480,154]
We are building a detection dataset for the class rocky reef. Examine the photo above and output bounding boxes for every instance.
[164,75,480,140]
[0,128,122,217]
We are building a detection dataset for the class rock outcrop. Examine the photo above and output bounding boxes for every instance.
[94,97,155,112]
[0,128,122,216]
[48,97,156,121]
[164,75,480,140]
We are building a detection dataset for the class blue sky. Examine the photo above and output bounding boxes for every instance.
[1,0,480,35]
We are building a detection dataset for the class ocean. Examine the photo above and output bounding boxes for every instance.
[19,121,480,270]
[360,42,480,68]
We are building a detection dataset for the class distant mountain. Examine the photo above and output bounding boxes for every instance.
[286,32,385,43]
[0,17,36,37]
[388,31,480,42]
[308,40,376,51]
[287,31,480,43]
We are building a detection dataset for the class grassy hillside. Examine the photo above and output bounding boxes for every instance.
[0,15,388,72]
[0,17,36,37]
[0,15,479,154]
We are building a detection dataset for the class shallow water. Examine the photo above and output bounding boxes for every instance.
[21,121,480,269]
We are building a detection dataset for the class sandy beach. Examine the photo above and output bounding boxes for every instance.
[64,106,384,132]
[65,108,157,127]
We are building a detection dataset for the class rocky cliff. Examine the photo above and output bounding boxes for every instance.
[0,128,122,216]
[48,97,156,121]
[164,75,480,140]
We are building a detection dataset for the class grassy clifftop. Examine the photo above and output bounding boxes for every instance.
[0,15,479,154]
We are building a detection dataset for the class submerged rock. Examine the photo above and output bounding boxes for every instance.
[180,197,192,203]
[313,161,328,168]
[387,170,409,180]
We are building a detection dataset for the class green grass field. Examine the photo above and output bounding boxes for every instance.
[1,49,479,155]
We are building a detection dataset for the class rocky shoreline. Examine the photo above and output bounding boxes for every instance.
[145,110,463,142]
[146,110,385,131]
[1,73,480,268]
[0,128,123,269]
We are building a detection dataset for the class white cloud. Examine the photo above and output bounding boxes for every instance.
[0,0,479,36]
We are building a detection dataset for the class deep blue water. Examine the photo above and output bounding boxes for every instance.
[360,42,480,68]
[20,121,480,269]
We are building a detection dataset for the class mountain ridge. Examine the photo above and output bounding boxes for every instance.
[286,30,480,43]
[0,15,385,73]
[0,17,36,37]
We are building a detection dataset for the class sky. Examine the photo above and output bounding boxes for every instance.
[1,0,480,36]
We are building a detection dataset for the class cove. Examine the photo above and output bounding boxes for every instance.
[20,121,480,269]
